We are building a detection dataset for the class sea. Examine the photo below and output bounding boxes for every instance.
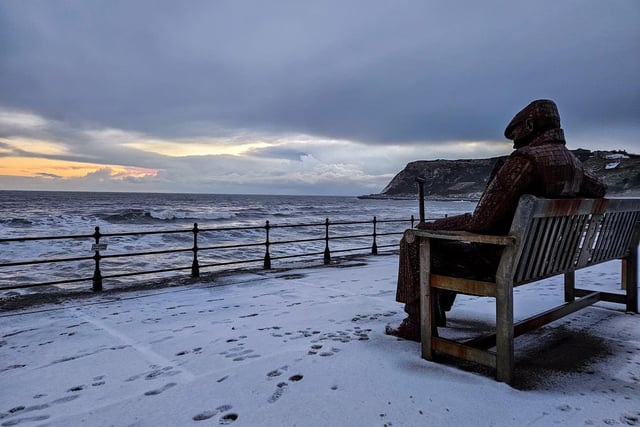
[0,191,477,293]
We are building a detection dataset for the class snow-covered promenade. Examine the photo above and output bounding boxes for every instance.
[1,254,639,426]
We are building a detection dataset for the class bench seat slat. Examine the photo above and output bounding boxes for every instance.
[406,230,514,246]
[430,274,495,297]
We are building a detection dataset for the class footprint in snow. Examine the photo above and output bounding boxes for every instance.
[144,382,176,396]
[193,405,236,423]
[267,375,304,403]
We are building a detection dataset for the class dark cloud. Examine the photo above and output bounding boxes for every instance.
[0,0,638,146]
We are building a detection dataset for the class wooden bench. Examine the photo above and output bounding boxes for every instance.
[404,196,640,384]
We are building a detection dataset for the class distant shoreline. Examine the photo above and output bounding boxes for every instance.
[357,194,481,202]
[358,190,640,202]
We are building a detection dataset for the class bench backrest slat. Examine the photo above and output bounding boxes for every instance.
[505,196,640,286]
[593,213,615,262]
[576,212,602,268]
[609,211,640,259]
[612,212,636,257]
[550,216,573,272]
[563,215,590,272]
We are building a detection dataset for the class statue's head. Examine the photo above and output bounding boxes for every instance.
[504,99,561,148]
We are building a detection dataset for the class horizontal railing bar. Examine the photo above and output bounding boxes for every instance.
[188,224,263,233]
[270,232,404,246]
[317,218,425,226]
[0,276,93,290]
[198,258,264,268]
[268,234,404,246]
[0,234,94,243]
[265,217,417,229]
[269,251,326,261]
[1,255,95,267]
[100,228,189,237]
[324,219,375,226]
[377,243,398,249]
[269,222,327,229]
[198,242,264,251]
[101,248,192,259]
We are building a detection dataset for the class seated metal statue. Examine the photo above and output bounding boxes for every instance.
[386,99,607,342]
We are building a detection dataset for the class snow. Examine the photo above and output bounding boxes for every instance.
[605,154,630,160]
[606,162,620,170]
[1,254,639,427]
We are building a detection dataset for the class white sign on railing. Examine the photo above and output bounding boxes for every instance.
[91,243,108,252]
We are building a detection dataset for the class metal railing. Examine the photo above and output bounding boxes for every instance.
[0,215,420,293]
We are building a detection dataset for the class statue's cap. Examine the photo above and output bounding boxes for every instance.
[504,99,560,139]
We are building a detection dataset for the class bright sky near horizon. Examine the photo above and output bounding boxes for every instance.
[1,1,639,196]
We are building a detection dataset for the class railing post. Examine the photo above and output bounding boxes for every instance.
[416,177,426,223]
[264,220,272,269]
[191,223,200,278]
[92,226,103,292]
[324,218,331,264]
[371,216,378,255]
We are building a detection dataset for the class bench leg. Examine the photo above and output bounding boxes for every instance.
[419,238,436,360]
[564,271,575,303]
[495,277,514,384]
[623,246,638,313]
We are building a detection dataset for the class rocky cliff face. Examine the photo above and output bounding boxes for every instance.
[363,149,640,199]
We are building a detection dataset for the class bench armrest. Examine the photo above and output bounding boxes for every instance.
[405,229,515,246]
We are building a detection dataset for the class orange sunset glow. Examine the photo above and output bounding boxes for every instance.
[0,157,158,180]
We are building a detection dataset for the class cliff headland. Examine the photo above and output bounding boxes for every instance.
[361,149,640,200]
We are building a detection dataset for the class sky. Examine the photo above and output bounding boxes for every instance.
[1,257,638,426]
[1,1,639,196]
